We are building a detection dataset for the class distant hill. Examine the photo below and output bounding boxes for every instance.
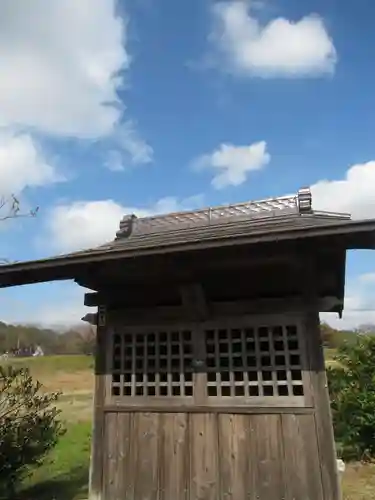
[0,321,96,355]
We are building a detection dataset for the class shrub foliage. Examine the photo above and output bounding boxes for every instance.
[0,365,65,497]
[327,335,375,461]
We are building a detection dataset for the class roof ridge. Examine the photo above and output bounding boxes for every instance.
[115,187,320,240]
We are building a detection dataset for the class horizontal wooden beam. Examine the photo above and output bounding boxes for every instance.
[104,296,342,326]
[103,405,314,415]
[81,251,301,293]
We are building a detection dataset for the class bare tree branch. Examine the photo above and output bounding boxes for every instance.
[0,195,39,265]
[0,195,39,222]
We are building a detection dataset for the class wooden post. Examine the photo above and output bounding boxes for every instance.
[88,305,107,500]
[302,253,341,500]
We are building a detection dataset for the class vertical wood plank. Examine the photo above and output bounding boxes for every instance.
[218,414,252,500]
[282,413,324,500]
[251,415,285,499]
[103,413,118,499]
[189,413,219,500]
[123,412,138,500]
[88,314,107,500]
[159,413,189,500]
[115,413,132,500]
[134,412,160,500]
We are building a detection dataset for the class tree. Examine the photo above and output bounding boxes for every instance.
[0,197,64,497]
[0,366,65,497]
[327,335,375,460]
[320,322,337,347]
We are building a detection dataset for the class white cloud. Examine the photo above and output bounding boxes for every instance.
[311,161,375,219]
[360,273,375,284]
[0,281,90,328]
[0,1,151,165]
[0,131,62,195]
[210,1,336,78]
[321,275,375,330]
[105,121,154,171]
[193,141,270,189]
[45,194,204,253]
[0,0,127,138]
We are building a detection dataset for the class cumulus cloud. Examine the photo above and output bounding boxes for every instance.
[0,281,90,328]
[193,141,270,189]
[45,194,204,253]
[0,1,152,165]
[321,271,375,329]
[210,1,336,78]
[0,131,62,195]
[311,161,375,219]
[0,0,127,138]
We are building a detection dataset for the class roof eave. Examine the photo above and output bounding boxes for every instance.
[0,217,374,289]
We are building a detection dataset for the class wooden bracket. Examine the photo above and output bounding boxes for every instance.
[97,305,106,327]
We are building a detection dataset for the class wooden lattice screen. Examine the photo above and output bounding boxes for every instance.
[111,329,194,398]
[205,325,304,398]
[109,318,310,407]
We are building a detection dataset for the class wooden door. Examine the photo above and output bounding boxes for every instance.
[100,315,329,500]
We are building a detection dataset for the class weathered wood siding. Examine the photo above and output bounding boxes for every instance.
[90,310,339,500]
[102,411,324,500]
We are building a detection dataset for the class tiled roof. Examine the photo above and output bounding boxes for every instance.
[0,187,373,289]
[114,187,348,240]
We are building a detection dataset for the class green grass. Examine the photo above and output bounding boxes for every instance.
[18,421,92,500]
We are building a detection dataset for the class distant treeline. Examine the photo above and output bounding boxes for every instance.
[0,319,373,357]
[0,321,96,356]
[321,321,375,348]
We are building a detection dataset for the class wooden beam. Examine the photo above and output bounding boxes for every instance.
[104,296,343,326]
[81,251,300,291]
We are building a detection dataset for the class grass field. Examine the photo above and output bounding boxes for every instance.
[1,352,374,499]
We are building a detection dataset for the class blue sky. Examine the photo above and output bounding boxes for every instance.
[0,0,374,329]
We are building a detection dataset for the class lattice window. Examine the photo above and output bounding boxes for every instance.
[111,329,194,397]
[205,324,304,399]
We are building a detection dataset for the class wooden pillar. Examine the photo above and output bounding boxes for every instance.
[88,305,107,500]
[303,253,341,500]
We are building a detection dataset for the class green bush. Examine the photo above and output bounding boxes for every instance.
[327,335,375,461]
[0,365,65,497]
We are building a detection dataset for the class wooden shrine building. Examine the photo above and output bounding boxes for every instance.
[0,187,375,500]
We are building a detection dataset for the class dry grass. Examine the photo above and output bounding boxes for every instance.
[343,463,375,500]
[2,355,94,422]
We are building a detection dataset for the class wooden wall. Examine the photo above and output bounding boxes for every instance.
[102,411,323,500]
[88,309,340,500]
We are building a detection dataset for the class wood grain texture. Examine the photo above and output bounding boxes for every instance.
[134,412,160,500]
[103,413,117,500]
[159,413,189,500]
[88,315,107,500]
[282,413,324,500]
[251,415,285,499]
[218,414,251,500]
[189,413,219,500]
